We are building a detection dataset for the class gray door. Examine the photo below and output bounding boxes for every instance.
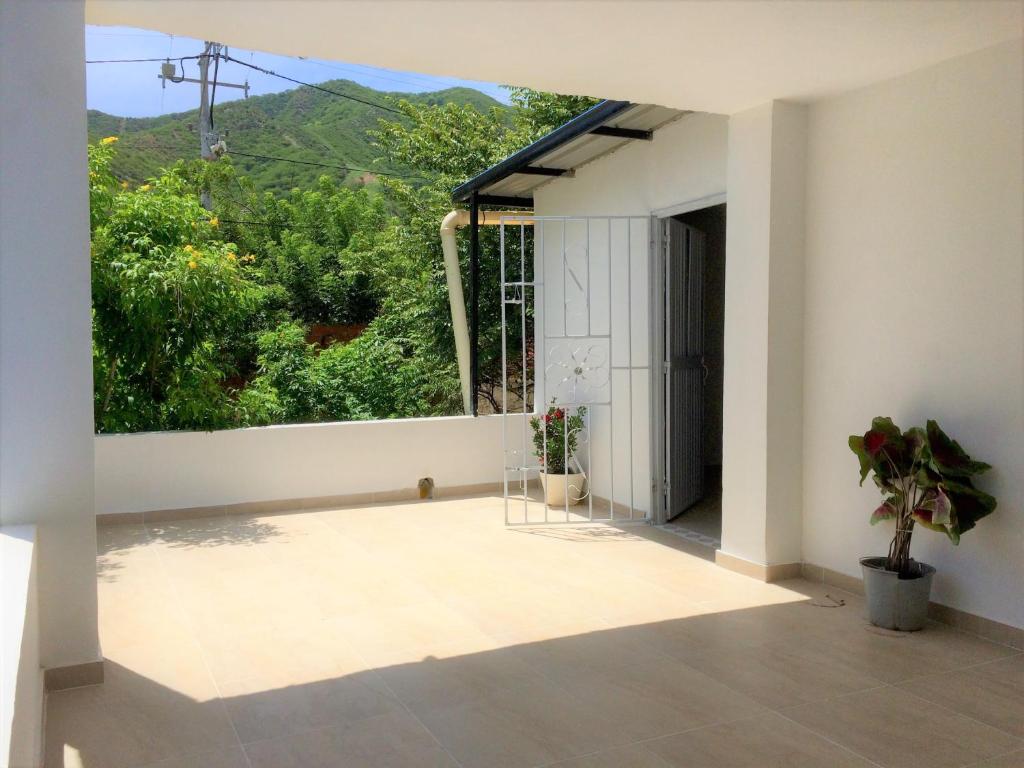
[666,219,705,519]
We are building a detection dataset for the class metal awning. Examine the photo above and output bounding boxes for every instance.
[452,100,688,206]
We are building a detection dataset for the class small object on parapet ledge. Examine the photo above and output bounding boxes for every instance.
[418,477,435,500]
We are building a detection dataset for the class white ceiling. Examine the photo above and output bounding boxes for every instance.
[85,0,1023,114]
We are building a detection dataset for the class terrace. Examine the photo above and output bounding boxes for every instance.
[45,495,1023,767]
[2,3,1022,768]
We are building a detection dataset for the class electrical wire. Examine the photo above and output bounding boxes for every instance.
[297,57,469,93]
[225,149,423,179]
[220,53,404,116]
[86,55,203,64]
[142,144,425,181]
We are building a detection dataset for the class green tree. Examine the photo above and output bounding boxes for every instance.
[88,87,597,432]
[90,143,264,432]
[367,89,597,413]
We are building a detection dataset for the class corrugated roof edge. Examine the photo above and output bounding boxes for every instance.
[451,100,632,204]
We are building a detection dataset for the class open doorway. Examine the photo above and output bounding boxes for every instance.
[660,203,725,546]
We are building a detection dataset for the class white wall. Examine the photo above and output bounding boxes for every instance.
[0,0,100,670]
[533,113,728,517]
[1,527,42,768]
[95,416,517,515]
[802,39,1024,629]
[719,101,807,568]
[536,113,728,216]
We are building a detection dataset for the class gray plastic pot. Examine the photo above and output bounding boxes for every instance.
[860,557,935,631]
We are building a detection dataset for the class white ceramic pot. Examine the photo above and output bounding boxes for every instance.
[539,471,586,507]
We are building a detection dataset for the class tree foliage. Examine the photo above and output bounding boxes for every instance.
[88,86,598,433]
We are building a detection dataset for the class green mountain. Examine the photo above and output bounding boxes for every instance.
[88,80,503,193]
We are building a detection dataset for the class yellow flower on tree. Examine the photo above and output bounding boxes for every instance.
[120,181,129,189]
[227,253,237,261]
[100,136,119,145]
[183,245,196,254]
[139,184,151,192]
[188,261,198,270]
[208,216,219,228]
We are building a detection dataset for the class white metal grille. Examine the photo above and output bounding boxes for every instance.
[500,216,651,525]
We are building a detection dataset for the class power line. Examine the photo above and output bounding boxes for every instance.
[226,149,423,179]
[219,53,404,116]
[140,144,425,181]
[86,55,203,64]
[297,57,469,94]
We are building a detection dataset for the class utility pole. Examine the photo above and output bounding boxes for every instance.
[197,42,217,208]
[158,42,249,209]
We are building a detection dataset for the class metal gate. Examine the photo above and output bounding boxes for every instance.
[499,216,651,525]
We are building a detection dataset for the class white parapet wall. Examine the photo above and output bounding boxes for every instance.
[95,415,520,516]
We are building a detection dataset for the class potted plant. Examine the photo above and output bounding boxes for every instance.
[849,417,996,630]
[530,402,587,507]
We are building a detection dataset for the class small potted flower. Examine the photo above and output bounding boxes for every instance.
[849,418,996,630]
[530,402,587,507]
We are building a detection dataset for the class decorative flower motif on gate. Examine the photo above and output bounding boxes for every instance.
[545,341,610,404]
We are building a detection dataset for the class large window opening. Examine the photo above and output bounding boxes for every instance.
[86,25,595,434]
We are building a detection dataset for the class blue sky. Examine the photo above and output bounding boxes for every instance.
[86,26,509,117]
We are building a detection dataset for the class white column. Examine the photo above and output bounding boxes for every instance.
[720,100,807,571]
[0,0,100,670]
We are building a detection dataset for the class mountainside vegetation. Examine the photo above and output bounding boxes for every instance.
[87,80,504,193]
[89,85,598,433]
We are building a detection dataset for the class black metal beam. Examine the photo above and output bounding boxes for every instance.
[469,193,480,417]
[452,100,632,202]
[516,166,568,177]
[475,194,534,208]
[590,125,653,141]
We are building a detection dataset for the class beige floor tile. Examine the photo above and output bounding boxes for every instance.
[645,711,876,767]
[51,499,1023,768]
[660,635,883,709]
[146,744,251,768]
[547,743,673,767]
[898,654,1024,737]
[785,686,1024,768]
[374,643,543,709]
[766,618,1016,685]
[546,652,768,740]
[221,668,405,744]
[325,601,501,666]
[194,618,374,686]
[966,750,1024,767]
[44,662,237,768]
[411,675,635,768]
[242,711,458,768]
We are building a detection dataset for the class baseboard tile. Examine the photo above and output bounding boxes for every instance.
[45,660,104,691]
[802,560,1023,649]
[714,550,801,582]
[96,483,503,526]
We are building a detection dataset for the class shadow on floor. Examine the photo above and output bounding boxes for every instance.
[46,582,1023,768]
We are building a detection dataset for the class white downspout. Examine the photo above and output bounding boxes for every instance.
[440,210,534,415]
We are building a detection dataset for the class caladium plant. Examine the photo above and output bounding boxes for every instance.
[849,418,996,575]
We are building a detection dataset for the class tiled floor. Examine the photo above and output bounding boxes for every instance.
[662,491,722,549]
[46,494,1024,768]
